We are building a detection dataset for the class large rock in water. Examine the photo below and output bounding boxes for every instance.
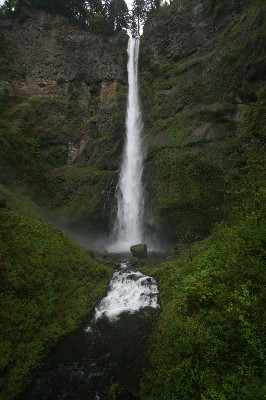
[130,244,147,259]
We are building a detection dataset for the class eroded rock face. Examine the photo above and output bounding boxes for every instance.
[10,11,126,86]
[2,11,127,170]
[0,11,128,232]
[1,1,263,242]
[182,123,229,145]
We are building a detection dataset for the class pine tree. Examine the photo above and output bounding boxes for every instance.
[107,0,129,33]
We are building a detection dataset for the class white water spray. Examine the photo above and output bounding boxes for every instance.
[93,270,159,321]
[109,38,144,253]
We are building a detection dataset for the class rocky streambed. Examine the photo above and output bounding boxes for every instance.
[18,262,160,400]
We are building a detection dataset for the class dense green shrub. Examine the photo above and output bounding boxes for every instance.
[0,209,111,400]
[144,145,227,241]
[141,212,266,399]
[141,86,266,400]
[45,164,109,230]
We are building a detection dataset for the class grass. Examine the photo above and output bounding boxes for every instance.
[0,209,112,400]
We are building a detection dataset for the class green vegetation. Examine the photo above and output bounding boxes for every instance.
[0,1,265,399]
[141,213,266,399]
[145,145,227,240]
[140,86,266,399]
[0,82,10,114]
[140,0,266,242]
[0,209,111,400]
[0,28,127,232]
[0,0,129,36]
[0,123,45,186]
[45,164,109,230]
[0,121,111,231]
[0,33,17,79]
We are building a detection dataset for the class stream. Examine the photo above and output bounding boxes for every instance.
[18,263,160,400]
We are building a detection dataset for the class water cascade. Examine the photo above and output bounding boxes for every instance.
[92,268,159,321]
[109,37,144,253]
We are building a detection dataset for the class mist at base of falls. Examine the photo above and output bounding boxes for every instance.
[60,223,172,254]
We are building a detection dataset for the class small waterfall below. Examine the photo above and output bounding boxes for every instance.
[109,37,144,253]
[19,262,160,400]
[92,268,159,321]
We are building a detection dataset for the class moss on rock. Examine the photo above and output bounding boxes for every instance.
[140,0,266,242]
[43,164,111,231]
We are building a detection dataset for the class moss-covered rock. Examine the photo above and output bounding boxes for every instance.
[0,13,128,234]
[140,52,266,400]
[140,0,266,242]
[144,144,229,241]
[43,164,113,231]
[130,244,148,259]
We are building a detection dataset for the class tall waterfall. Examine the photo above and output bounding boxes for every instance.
[109,38,144,253]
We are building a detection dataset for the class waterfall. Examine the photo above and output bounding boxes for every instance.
[109,38,144,253]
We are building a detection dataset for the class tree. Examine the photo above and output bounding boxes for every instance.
[131,0,161,36]
[131,0,145,36]
[107,0,129,33]
[0,0,17,17]
[85,0,104,16]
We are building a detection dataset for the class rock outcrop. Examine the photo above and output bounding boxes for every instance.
[130,244,148,259]
[139,0,265,241]
[0,11,128,232]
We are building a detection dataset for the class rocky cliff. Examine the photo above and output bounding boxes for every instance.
[0,11,128,235]
[0,0,265,243]
[138,2,266,398]
[140,0,265,242]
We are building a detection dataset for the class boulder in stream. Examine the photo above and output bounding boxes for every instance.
[130,244,147,259]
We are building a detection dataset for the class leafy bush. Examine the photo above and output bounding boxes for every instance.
[141,212,266,399]
[141,85,266,400]
[0,209,111,400]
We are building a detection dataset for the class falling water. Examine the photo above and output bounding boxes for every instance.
[109,38,144,253]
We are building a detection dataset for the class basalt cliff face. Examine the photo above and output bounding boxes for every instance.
[4,11,127,157]
[140,0,265,241]
[0,0,265,242]
[0,11,128,234]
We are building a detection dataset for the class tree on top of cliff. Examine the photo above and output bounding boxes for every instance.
[0,0,16,17]
[130,0,160,36]
[107,0,129,33]
[0,0,129,35]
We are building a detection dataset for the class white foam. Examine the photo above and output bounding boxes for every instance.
[94,270,159,321]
